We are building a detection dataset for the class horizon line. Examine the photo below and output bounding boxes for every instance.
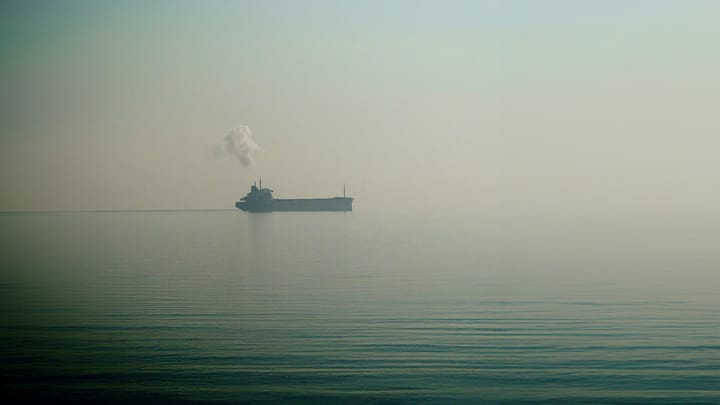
[0,208,237,214]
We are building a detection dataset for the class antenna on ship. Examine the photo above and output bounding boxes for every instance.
[343,184,346,198]
[259,178,262,189]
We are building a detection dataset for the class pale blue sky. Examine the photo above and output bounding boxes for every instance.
[1,1,719,213]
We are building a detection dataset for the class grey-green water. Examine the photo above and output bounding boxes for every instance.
[1,211,718,403]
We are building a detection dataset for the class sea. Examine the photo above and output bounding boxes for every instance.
[1,210,718,403]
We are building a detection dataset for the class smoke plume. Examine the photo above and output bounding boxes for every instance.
[224,125,262,167]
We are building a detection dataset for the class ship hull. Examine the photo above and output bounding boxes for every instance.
[236,197,352,212]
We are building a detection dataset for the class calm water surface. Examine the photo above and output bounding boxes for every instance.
[1,210,719,403]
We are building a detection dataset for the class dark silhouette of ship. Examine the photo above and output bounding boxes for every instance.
[235,180,353,212]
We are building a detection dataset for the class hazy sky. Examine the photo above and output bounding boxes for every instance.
[1,1,719,213]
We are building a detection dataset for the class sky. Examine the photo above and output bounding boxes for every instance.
[1,0,719,214]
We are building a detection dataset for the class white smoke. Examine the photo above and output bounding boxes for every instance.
[223,125,262,167]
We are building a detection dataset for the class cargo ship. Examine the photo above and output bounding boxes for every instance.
[235,180,353,212]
